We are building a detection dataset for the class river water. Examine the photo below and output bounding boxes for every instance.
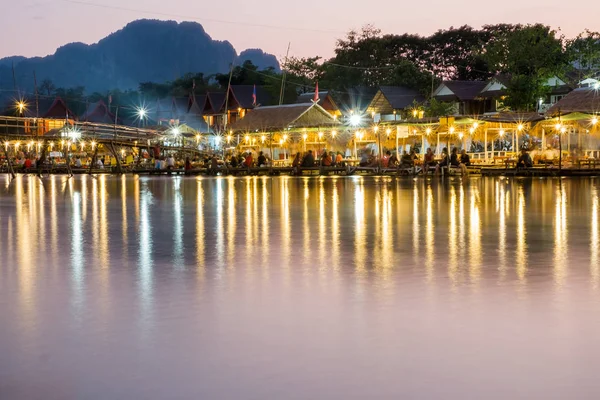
[1,175,600,399]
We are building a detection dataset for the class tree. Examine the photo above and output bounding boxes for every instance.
[425,98,456,117]
[484,24,569,111]
[283,56,323,93]
[39,79,55,96]
[566,30,600,80]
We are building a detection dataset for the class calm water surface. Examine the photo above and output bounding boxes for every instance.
[1,175,600,399]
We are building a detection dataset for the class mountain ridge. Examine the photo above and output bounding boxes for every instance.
[0,19,280,93]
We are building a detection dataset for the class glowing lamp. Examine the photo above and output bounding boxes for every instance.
[386,128,391,136]
[331,130,337,138]
[283,134,288,141]
[302,133,308,141]
[469,127,475,134]
[215,135,221,145]
[473,122,479,129]
[245,135,250,143]
[426,128,432,135]
[349,114,361,126]
[172,127,181,136]
[499,130,505,137]
[449,126,455,134]
[560,127,567,134]
[517,124,524,131]
[226,135,232,143]
[555,124,562,131]
[261,135,266,143]
[592,117,598,125]
[458,132,464,140]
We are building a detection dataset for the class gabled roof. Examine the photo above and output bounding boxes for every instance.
[207,92,226,114]
[173,96,192,117]
[229,102,340,132]
[188,94,212,115]
[433,81,488,102]
[369,86,425,113]
[181,113,212,133]
[81,100,120,124]
[296,91,340,111]
[547,87,600,116]
[43,97,76,120]
[229,85,271,109]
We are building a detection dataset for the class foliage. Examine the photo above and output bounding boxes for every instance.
[483,24,569,111]
[566,30,600,79]
[425,98,457,117]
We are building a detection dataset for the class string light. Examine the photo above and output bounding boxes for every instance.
[499,130,505,137]
[302,133,308,141]
[426,128,432,135]
[331,130,337,138]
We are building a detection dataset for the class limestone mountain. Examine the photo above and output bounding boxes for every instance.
[0,19,280,94]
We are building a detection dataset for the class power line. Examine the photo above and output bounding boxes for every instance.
[62,0,345,35]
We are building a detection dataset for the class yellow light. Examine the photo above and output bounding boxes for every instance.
[318,132,323,140]
[283,134,288,141]
[245,135,250,143]
[331,130,337,138]
[195,134,200,142]
[449,126,455,134]
[279,139,284,145]
[386,128,391,135]
[517,124,524,131]
[458,132,464,140]
[560,127,567,134]
[67,141,71,148]
[121,149,125,156]
[302,133,308,140]
[555,124,561,131]
[261,135,266,143]
[355,131,360,138]
[499,130,505,137]
[412,129,417,135]
[91,141,96,149]
[15,142,20,150]
[17,101,26,113]
[4,142,9,150]
[426,128,432,135]
[473,122,479,129]
[373,126,379,133]
[81,142,85,151]
[469,127,475,134]
[61,140,65,148]
[49,142,54,150]
[592,117,598,125]
[412,110,417,118]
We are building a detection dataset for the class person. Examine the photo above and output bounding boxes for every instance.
[96,157,104,169]
[321,151,332,166]
[388,151,399,168]
[153,144,161,159]
[382,151,391,168]
[423,148,436,174]
[230,154,238,168]
[517,148,533,168]
[257,151,267,167]
[450,148,467,175]
[209,155,219,175]
[244,152,253,167]
[301,150,315,167]
[74,156,82,168]
[460,149,471,166]
[359,151,369,167]
[335,152,344,166]
[24,157,32,169]
[400,151,413,168]
[435,147,449,175]
[292,152,301,168]
[166,154,175,170]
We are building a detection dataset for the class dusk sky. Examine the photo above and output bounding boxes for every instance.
[2,0,598,61]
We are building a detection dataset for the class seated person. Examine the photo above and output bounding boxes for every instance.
[460,149,471,166]
[400,151,413,168]
[359,152,369,167]
[388,151,399,168]
[450,148,467,175]
[423,148,437,173]
[321,152,332,166]
[301,150,315,167]
[517,148,533,168]
[257,151,267,167]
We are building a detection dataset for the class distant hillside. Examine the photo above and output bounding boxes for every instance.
[0,19,280,93]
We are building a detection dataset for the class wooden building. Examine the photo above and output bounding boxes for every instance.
[432,81,488,115]
[367,86,425,121]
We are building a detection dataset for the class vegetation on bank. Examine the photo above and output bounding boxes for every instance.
[36,24,600,114]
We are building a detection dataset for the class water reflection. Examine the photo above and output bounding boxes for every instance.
[2,175,600,399]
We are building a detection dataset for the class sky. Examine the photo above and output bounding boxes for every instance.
[2,0,598,62]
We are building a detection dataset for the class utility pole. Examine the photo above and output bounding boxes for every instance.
[279,42,291,105]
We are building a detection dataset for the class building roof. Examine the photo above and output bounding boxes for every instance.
[207,92,226,114]
[434,81,488,102]
[547,87,600,116]
[81,100,120,124]
[479,112,545,124]
[369,86,425,113]
[296,91,340,112]
[42,97,77,119]
[228,102,340,132]
[173,96,192,117]
[229,85,271,109]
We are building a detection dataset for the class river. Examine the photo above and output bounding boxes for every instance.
[1,175,600,399]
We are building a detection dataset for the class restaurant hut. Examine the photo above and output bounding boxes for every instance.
[228,102,340,163]
[367,86,425,121]
[296,91,342,118]
[546,87,600,159]
[432,81,488,115]
[81,100,121,124]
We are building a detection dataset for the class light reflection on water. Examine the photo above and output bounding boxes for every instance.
[2,175,600,399]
